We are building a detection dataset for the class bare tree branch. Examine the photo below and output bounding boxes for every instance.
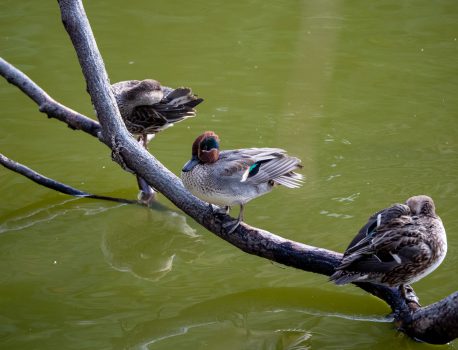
[396,291,458,344]
[0,0,455,344]
[0,57,101,139]
[0,153,138,205]
[58,0,130,149]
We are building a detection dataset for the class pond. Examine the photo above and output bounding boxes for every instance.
[0,0,457,349]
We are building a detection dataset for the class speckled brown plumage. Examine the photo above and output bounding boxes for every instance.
[331,195,447,292]
[112,79,203,145]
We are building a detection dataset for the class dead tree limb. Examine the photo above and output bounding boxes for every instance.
[0,58,101,139]
[0,153,138,205]
[0,56,155,202]
[396,291,458,344]
[0,0,455,344]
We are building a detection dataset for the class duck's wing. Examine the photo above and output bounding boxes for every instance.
[162,86,203,108]
[128,106,170,133]
[344,204,411,254]
[336,209,423,273]
[220,148,287,160]
[152,87,204,122]
[128,87,203,133]
[218,148,303,188]
[217,149,264,180]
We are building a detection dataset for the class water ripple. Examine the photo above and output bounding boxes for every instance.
[0,198,126,234]
[332,192,360,203]
[138,321,217,349]
[320,210,353,219]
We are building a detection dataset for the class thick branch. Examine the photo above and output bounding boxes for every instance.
[57,0,130,147]
[0,57,101,139]
[397,292,458,344]
[0,153,138,205]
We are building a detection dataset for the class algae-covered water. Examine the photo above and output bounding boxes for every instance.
[0,1,457,349]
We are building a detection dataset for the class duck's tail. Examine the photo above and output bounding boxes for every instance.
[329,270,367,285]
[155,87,204,123]
[270,158,304,189]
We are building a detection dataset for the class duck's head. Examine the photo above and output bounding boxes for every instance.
[182,131,220,172]
[406,195,436,216]
[123,79,162,105]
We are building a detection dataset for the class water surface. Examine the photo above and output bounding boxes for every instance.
[1,1,457,349]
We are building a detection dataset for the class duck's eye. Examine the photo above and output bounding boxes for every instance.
[201,137,219,151]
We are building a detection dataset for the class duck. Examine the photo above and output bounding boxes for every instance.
[330,195,447,304]
[112,79,203,149]
[111,79,202,205]
[181,131,303,232]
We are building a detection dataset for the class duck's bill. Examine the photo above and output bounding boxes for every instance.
[182,158,199,172]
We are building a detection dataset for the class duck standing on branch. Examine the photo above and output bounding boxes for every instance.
[181,131,303,233]
[330,195,447,305]
[111,79,203,204]
[112,79,203,149]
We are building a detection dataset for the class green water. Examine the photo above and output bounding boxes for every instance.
[1,0,457,349]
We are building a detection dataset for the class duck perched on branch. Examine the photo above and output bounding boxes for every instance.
[181,131,303,233]
[331,195,447,304]
[112,79,203,148]
[111,79,202,204]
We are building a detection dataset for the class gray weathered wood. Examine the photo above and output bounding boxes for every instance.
[0,57,101,138]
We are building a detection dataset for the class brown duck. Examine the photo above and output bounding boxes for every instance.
[330,195,447,302]
[112,79,203,148]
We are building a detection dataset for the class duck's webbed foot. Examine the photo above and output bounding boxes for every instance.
[400,284,421,307]
[137,176,157,206]
[208,204,238,232]
[222,218,241,234]
[222,204,245,234]
[138,189,156,206]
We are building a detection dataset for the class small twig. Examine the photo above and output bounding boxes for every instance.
[0,153,139,205]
